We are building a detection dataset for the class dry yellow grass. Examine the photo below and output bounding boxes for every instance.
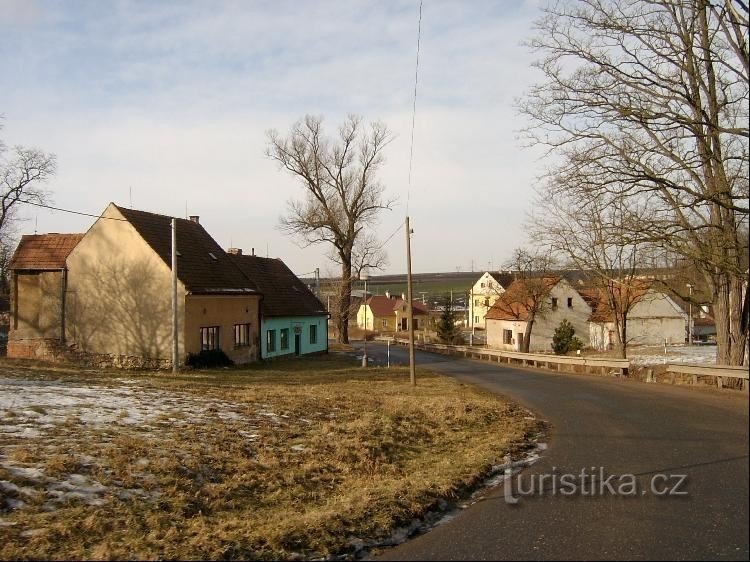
[0,355,539,560]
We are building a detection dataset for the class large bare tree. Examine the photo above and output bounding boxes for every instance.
[520,0,749,365]
[530,188,662,358]
[266,114,394,343]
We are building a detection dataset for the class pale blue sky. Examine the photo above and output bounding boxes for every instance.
[1,0,544,275]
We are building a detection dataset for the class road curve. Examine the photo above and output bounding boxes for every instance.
[360,343,749,561]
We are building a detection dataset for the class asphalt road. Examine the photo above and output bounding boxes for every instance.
[356,342,749,561]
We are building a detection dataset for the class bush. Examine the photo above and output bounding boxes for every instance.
[551,319,583,355]
[186,349,234,368]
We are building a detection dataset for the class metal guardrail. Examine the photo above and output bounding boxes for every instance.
[665,364,748,391]
[379,337,629,377]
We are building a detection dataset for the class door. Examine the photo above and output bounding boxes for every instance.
[517,332,524,352]
[294,334,301,356]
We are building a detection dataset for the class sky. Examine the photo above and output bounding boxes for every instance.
[1,0,546,277]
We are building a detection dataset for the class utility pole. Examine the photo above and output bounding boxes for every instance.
[171,218,178,373]
[362,270,369,367]
[314,268,320,299]
[406,216,416,386]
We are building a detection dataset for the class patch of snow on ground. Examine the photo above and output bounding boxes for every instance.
[628,344,718,365]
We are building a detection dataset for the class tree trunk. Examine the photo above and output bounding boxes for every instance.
[522,318,534,353]
[337,259,352,344]
[711,273,748,366]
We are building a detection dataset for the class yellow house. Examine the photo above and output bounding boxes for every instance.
[356,294,428,332]
[9,203,262,367]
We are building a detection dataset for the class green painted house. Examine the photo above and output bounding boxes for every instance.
[229,252,328,359]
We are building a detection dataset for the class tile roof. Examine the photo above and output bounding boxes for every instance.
[115,205,258,295]
[229,254,327,317]
[364,295,428,316]
[485,277,560,322]
[582,283,650,323]
[10,234,84,270]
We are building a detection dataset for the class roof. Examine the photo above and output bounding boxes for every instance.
[115,205,258,295]
[485,277,560,322]
[10,234,84,270]
[364,295,428,316]
[229,254,327,317]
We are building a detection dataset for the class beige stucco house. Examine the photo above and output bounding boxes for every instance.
[469,272,510,330]
[9,203,262,366]
[485,277,592,352]
[586,287,687,350]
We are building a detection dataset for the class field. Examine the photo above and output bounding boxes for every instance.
[0,355,539,560]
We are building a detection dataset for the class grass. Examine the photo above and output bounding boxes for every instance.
[0,354,540,560]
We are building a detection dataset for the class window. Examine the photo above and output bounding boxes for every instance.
[484,298,490,307]
[200,326,220,351]
[309,324,317,345]
[267,329,276,352]
[567,297,573,308]
[234,323,250,347]
[503,329,513,345]
[474,316,479,324]
[551,297,558,310]
[280,328,289,350]
[382,319,388,328]
[480,282,485,288]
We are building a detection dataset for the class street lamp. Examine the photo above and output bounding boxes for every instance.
[687,283,693,345]
[362,269,369,367]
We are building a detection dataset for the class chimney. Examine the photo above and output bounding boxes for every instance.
[251,248,255,256]
[189,215,200,224]
[227,248,242,256]
[385,291,390,299]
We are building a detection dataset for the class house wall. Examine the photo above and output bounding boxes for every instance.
[261,315,328,359]
[469,273,505,330]
[7,270,65,359]
[184,294,261,363]
[65,204,187,364]
[589,291,686,350]
[486,280,591,352]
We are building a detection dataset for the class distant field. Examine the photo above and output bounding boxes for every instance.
[0,355,538,560]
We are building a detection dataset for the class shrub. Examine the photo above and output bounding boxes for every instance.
[186,349,234,368]
[551,319,583,355]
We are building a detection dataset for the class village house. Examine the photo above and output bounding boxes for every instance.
[356,293,428,333]
[228,250,328,358]
[8,203,268,366]
[583,286,687,350]
[468,271,512,330]
[485,277,592,352]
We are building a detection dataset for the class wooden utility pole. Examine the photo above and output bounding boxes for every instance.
[406,215,416,385]
[171,218,178,373]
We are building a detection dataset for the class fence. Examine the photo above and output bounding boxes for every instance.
[663,364,748,392]
[380,337,629,377]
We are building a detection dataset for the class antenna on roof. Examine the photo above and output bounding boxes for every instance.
[129,186,133,208]
[185,201,188,219]
[266,242,269,258]
[34,214,38,234]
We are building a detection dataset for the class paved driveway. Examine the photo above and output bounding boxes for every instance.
[359,343,749,561]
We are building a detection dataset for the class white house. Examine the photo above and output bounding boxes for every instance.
[586,287,687,350]
[469,272,510,330]
[485,277,592,352]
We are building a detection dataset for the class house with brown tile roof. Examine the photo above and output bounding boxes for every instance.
[7,234,84,358]
[356,293,428,333]
[584,285,687,350]
[468,272,509,330]
[228,251,328,358]
[485,277,592,352]
[8,203,264,366]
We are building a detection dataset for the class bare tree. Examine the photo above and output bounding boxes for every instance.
[266,115,394,343]
[530,188,661,358]
[520,0,749,365]
[494,248,558,352]
[0,121,57,296]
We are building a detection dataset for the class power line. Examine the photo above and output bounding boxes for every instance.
[18,199,128,221]
[406,0,423,216]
